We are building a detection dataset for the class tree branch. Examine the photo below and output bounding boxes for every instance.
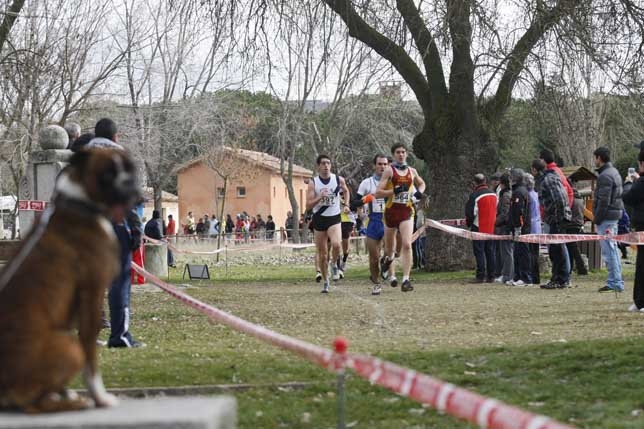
[0,0,25,53]
[395,0,448,110]
[323,0,431,111]
[484,0,582,123]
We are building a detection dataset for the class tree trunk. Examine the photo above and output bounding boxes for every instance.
[154,185,163,213]
[414,116,497,271]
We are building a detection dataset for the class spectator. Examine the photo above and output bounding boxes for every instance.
[185,211,195,235]
[532,159,571,289]
[235,214,244,243]
[87,117,144,348]
[540,149,574,207]
[225,214,234,240]
[250,216,258,239]
[203,215,211,238]
[593,146,625,293]
[256,214,266,239]
[195,217,205,236]
[489,172,503,278]
[285,211,294,240]
[567,188,589,275]
[622,151,644,311]
[494,172,513,284]
[64,122,81,149]
[413,201,427,270]
[209,214,220,237]
[525,173,541,285]
[508,168,532,286]
[144,210,163,239]
[166,214,176,268]
[266,215,276,240]
[465,173,497,283]
[69,132,94,153]
[166,214,176,236]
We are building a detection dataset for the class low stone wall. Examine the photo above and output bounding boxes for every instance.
[0,396,237,428]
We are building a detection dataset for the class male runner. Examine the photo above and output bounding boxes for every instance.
[306,154,350,293]
[354,154,390,295]
[375,144,426,292]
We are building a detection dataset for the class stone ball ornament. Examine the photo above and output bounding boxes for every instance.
[39,125,69,150]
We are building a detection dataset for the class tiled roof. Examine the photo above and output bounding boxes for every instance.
[177,146,313,177]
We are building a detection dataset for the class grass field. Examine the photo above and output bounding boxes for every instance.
[91,254,644,429]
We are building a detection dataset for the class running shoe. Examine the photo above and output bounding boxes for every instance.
[371,284,382,296]
[380,256,392,279]
[321,281,330,294]
[338,269,345,279]
[315,271,322,283]
[401,279,413,292]
[390,277,398,288]
[331,266,340,281]
[340,261,347,272]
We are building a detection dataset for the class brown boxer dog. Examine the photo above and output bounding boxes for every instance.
[0,149,140,413]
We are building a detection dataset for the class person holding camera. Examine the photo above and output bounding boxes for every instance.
[375,143,426,292]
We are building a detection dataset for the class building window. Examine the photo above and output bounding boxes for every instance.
[217,187,225,199]
[237,186,246,198]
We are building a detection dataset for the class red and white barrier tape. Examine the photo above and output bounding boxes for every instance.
[426,219,644,245]
[131,262,576,429]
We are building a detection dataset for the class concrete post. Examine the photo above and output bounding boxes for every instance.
[144,242,168,278]
[18,125,70,236]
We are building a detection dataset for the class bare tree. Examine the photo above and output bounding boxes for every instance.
[0,0,127,235]
[313,0,644,269]
[258,0,389,242]
[113,0,239,211]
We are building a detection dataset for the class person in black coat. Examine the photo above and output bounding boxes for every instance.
[508,168,532,285]
[622,149,644,311]
[144,210,163,240]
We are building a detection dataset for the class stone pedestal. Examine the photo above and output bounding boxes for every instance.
[144,242,168,278]
[18,149,71,235]
[0,396,237,428]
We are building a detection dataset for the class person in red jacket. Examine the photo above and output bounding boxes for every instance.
[465,173,498,283]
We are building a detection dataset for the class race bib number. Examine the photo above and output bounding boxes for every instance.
[321,194,336,206]
[372,198,385,213]
[393,192,409,204]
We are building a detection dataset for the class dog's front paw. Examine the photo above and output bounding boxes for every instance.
[93,392,119,408]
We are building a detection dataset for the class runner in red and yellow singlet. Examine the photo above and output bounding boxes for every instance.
[375,144,426,292]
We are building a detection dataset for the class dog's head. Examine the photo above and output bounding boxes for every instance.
[63,149,141,211]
